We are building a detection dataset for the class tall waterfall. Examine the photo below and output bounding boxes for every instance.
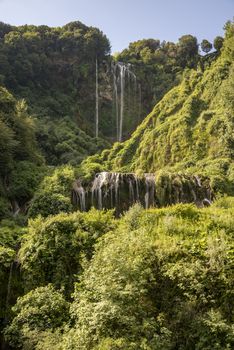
[112,64,119,141]
[119,64,125,142]
[112,62,139,142]
[95,58,99,138]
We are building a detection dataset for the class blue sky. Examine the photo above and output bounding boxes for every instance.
[0,0,233,52]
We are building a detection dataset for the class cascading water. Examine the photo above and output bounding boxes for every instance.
[119,64,125,142]
[144,174,156,209]
[72,181,86,211]
[72,172,155,212]
[91,171,109,209]
[112,62,139,142]
[72,172,213,214]
[112,64,119,141]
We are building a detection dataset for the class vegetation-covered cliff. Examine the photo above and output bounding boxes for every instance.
[82,21,234,195]
[0,20,219,165]
[0,17,233,350]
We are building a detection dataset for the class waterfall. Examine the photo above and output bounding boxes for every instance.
[89,172,156,212]
[114,172,120,207]
[113,64,119,141]
[129,179,135,203]
[92,60,140,140]
[71,172,213,214]
[95,58,99,138]
[135,175,140,201]
[72,181,86,211]
[194,175,202,187]
[112,62,138,142]
[119,64,125,142]
[144,174,156,209]
[91,172,110,210]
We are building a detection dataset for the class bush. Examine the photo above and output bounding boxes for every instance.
[19,209,116,293]
[4,285,69,349]
[28,192,73,218]
[28,166,75,218]
[8,161,46,203]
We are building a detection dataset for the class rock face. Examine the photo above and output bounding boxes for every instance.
[72,172,213,214]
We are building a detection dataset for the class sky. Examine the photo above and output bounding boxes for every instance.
[0,0,233,52]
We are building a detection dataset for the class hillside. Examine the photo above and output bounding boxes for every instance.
[2,201,234,349]
[0,21,211,165]
[81,21,234,195]
[0,17,234,350]
[0,21,112,164]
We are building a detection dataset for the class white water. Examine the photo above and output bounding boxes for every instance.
[72,181,86,211]
[92,172,110,209]
[113,64,119,141]
[144,174,156,209]
[72,172,212,212]
[194,175,202,187]
[112,62,139,142]
[91,172,156,210]
[119,64,126,142]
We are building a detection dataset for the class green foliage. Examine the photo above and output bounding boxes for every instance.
[0,21,111,163]
[19,209,115,293]
[60,202,233,349]
[201,39,213,53]
[29,192,73,218]
[1,20,234,350]
[90,22,234,196]
[0,88,42,174]
[2,201,234,349]
[0,220,25,323]
[0,86,44,219]
[28,166,75,218]
[177,34,199,67]
[8,161,46,203]
[4,285,69,349]
[0,197,11,219]
[193,309,234,350]
[213,195,234,209]
[214,36,224,52]
[115,34,199,123]
[36,117,109,166]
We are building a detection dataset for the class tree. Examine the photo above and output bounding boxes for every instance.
[19,209,115,293]
[177,35,199,67]
[4,285,69,349]
[201,39,212,53]
[214,36,224,51]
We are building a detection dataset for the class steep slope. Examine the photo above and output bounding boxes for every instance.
[0,21,214,164]
[82,22,234,194]
[0,86,45,218]
[0,21,111,163]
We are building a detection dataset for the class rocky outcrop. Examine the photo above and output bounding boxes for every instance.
[72,172,212,214]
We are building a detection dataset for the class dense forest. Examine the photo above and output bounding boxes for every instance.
[0,18,233,350]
